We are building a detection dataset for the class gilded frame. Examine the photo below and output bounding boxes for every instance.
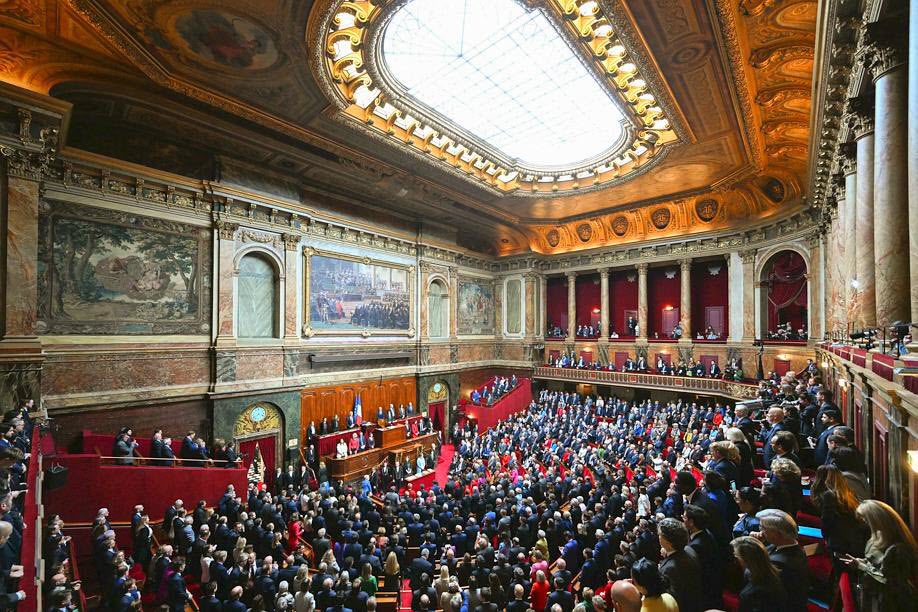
[303,247,415,337]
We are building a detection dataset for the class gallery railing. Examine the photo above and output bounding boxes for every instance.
[533,366,760,400]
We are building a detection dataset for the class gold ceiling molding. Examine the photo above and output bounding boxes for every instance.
[310,0,681,195]
[529,167,802,254]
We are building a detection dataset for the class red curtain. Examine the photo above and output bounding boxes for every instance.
[546,277,569,331]
[691,261,728,337]
[773,358,791,376]
[575,274,601,329]
[428,401,446,432]
[648,268,680,336]
[239,435,276,489]
[610,271,638,335]
[765,251,807,330]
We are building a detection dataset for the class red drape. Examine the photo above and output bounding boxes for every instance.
[648,267,680,336]
[428,401,446,432]
[765,251,807,330]
[546,277,569,331]
[690,261,728,337]
[575,274,601,330]
[239,435,276,489]
[610,271,638,335]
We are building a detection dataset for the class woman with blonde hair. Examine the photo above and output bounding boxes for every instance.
[383,550,400,591]
[233,536,247,565]
[320,547,339,573]
[731,536,787,611]
[842,500,918,611]
[708,440,740,486]
[434,564,450,601]
[763,457,803,518]
[725,427,754,485]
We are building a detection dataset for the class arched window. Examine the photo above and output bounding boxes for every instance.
[428,279,448,338]
[237,253,278,338]
[761,250,808,339]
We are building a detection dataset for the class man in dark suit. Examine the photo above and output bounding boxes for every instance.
[579,548,600,590]
[813,409,842,465]
[408,548,433,591]
[658,518,702,612]
[166,559,190,612]
[733,405,756,445]
[675,472,727,546]
[222,586,247,612]
[759,406,787,467]
[756,509,809,612]
[506,584,528,612]
[545,577,574,612]
[684,505,722,611]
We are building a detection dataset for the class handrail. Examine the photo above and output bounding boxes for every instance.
[96,455,240,467]
[534,366,759,400]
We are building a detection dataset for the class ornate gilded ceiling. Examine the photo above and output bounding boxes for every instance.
[0,0,816,256]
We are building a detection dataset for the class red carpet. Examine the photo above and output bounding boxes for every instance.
[435,443,454,484]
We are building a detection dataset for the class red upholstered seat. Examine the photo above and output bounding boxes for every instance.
[753,468,767,478]
[796,512,822,528]
[722,591,740,612]
[807,553,833,584]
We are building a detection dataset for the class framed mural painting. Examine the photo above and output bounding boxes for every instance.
[457,278,495,335]
[304,249,414,337]
[36,201,212,335]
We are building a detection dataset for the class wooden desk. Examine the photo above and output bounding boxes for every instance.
[326,432,438,482]
[374,426,406,449]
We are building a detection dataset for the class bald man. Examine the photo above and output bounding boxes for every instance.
[609,580,641,612]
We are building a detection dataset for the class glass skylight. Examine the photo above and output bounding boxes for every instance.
[381,0,627,168]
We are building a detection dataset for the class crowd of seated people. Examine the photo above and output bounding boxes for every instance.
[547,324,565,338]
[470,376,519,406]
[111,428,243,468]
[0,400,35,608]
[57,361,918,612]
[548,352,745,381]
[767,322,808,341]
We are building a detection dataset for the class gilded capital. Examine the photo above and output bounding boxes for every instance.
[679,258,692,270]
[282,233,301,251]
[867,39,906,82]
[739,249,757,264]
[215,221,239,240]
[636,263,648,274]
[565,271,577,280]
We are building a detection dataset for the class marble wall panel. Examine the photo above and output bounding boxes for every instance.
[235,350,285,382]
[42,349,211,396]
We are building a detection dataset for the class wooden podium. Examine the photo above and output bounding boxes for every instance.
[374,425,406,449]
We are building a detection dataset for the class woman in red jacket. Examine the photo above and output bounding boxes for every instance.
[529,569,550,612]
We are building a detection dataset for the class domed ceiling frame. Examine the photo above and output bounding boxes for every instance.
[311,0,684,196]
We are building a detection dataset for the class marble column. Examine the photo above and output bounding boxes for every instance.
[911,0,918,324]
[448,267,458,339]
[828,187,846,337]
[282,234,300,343]
[740,249,757,341]
[727,252,743,342]
[843,158,858,332]
[215,221,239,346]
[539,275,547,339]
[637,263,648,340]
[809,233,825,339]
[566,272,576,340]
[599,268,610,340]
[524,273,537,337]
[418,267,429,340]
[870,40,910,326]
[679,259,692,339]
[851,107,876,328]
